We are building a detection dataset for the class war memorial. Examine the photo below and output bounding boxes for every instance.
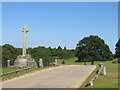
[14,26,37,68]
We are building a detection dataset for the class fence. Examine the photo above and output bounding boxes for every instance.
[0,67,31,77]
[85,63,105,87]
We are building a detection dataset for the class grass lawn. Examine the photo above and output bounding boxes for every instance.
[58,57,103,65]
[2,68,20,74]
[88,61,118,88]
[58,57,118,88]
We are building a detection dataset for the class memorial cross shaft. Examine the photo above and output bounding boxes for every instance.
[22,26,28,56]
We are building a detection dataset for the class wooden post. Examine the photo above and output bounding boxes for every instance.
[90,81,93,86]
[55,59,57,66]
[39,58,43,68]
[7,60,10,67]
[103,66,106,75]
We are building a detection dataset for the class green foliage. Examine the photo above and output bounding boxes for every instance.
[115,39,120,58]
[2,44,22,66]
[80,61,118,88]
[118,58,120,62]
[76,35,112,64]
[63,46,67,50]
[27,46,74,66]
[58,50,74,59]
[56,46,75,59]
[2,44,75,67]
[62,60,65,64]
[27,46,54,67]
[112,61,117,63]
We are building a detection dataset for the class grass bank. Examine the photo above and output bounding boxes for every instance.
[88,61,118,88]
[2,66,57,81]
[58,57,105,65]
[79,61,118,88]
[58,57,118,88]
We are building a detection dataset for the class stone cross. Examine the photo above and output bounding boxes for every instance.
[22,26,28,56]
[7,60,10,67]
[39,58,43,68]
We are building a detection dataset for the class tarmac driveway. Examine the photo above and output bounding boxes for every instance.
[2,65,96,88]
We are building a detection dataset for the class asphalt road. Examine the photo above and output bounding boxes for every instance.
[2,65,96,88]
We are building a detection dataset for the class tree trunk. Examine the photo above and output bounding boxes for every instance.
[37,60,40,68]
[91,61,94,65]
[84,61,86,65]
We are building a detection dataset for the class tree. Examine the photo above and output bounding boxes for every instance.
[59,50,74,59]
[0,46,2,65]
[2,44,22,66]
[2,44,76,67]
[50,48,57,56]
[29,46,54,67]
[63,47,67,50]
[62,60,65,64]
[57,46,62,51]
[2,48,12,66]
[115,39,120,62]
[56,46,62,57]
[76,35,112,65]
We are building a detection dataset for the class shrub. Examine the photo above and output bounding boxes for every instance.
[62,60,65,64]
[112,61,117,63]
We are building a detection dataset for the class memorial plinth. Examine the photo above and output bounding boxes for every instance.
[14,54,37,68]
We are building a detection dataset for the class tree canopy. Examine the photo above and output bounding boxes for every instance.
[76,35,112,64]
[2,44,22,66]
[2,35,114,66]
[115,39,120,58]
[2,44,75,67]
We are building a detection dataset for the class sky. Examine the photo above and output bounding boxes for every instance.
[1,0,120,2]
[2,2,118,53]
[118,1,120,39]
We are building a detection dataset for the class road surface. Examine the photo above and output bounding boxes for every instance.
[2,65,96,88]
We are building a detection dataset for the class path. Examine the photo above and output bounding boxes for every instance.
[2,65,96,88]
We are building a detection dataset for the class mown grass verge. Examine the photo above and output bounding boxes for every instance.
[2,66,57,81]
[80,61,118,88]
[58,57,118,88]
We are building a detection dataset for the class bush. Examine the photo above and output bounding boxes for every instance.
[62,60,65,64]
[118,58,120,62]
[43,57,55,66]
[112,61,117,63]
